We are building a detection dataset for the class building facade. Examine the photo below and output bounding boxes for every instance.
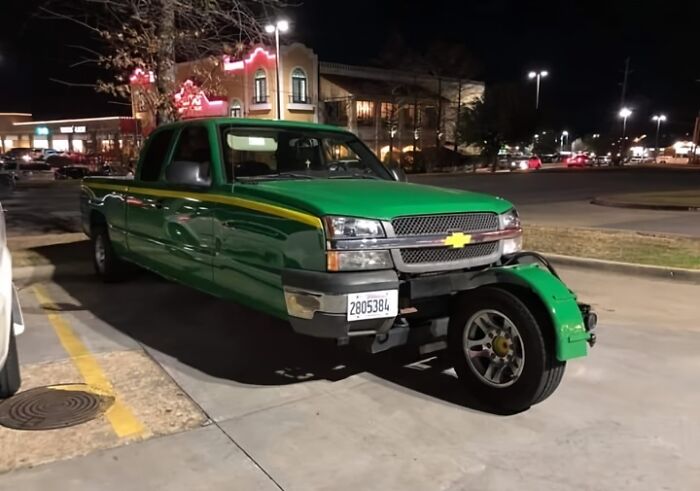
[132,43,319,134]
[318,62,483,160]
[130,42,484,163]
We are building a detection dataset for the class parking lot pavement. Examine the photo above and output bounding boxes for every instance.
[1,264,699,490]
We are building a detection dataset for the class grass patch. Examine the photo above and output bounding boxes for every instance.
[524,225,700,270]
[602,190,700,208]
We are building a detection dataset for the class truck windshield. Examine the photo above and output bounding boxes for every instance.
[220,126,392,182]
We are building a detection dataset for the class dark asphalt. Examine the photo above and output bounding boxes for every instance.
[412,167,700,237]
[1,167,699,237]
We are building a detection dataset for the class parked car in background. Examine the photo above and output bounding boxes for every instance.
[55,165,91,180]
[32,149,61,162]
[1,162,53,181]
[0,203,24,398]
[1,148,35,164]
[565,154,592,168]
[527,155,542,170]
[539,153,559,163]
[594,155,612,166]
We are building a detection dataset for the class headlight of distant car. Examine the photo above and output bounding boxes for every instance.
[499,209,523,254]
[323,216,385,239]
[21,154,32,162]
[519,161,528,170]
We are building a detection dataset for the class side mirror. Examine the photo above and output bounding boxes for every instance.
[166,160,211,187]
[387,163,408,182]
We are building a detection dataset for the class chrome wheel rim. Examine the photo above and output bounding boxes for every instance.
[94,235,106,273]
[463,309,525,388]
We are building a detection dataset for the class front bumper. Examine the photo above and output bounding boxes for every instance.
[281,269,399,339]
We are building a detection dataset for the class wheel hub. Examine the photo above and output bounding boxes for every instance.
[492,335,510,357]
[462,309,525,388]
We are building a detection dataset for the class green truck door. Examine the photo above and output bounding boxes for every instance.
[158,126,217,290]
[126,129,175,273]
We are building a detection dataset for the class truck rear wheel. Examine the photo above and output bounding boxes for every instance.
[448,287,565,413]
[92,225,129,282]
[0,322,21,399]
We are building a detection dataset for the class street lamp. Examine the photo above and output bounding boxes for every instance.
[618,107,632,161]
[265,19,289,120]
[652,114,667,159]
[560,130,569,154]
[528,70,549,110]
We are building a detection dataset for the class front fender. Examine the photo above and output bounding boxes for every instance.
[473,264,590,361]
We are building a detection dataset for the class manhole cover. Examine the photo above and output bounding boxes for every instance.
[0,384,114,431]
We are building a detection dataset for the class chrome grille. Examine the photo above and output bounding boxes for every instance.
[400,242,499,265]
[391,213,499,236]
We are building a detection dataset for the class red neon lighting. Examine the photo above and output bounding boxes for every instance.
[223,56,245,72]
[129,68,155,85]
[174,80,227,119]
[222,46,275,73]
[244,46,275,64]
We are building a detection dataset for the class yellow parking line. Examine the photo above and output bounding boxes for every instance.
[32,284,148,439]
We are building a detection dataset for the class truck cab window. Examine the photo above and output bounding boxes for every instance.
[167,126,213,186]
[140,129,174,181]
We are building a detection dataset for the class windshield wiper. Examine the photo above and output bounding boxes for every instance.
[236,172,316,182]
[328,173,382,180]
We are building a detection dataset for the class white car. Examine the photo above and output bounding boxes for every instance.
[0,203,23,398]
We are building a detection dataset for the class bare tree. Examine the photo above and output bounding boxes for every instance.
[43,0,285,124]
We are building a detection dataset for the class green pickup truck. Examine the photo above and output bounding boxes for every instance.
[80,118,596,413]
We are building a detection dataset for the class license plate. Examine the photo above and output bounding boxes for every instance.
[347,290,398,322]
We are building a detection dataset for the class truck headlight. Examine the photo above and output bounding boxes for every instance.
[327,250,393,272]
[323,216,385,239]
[499,209,521,230]
[499,209,522,254]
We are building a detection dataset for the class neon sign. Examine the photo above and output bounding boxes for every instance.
[174,80,227,119]
[223,46,275,73]
[129,68,155,85]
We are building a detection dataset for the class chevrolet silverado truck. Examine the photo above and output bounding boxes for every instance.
[80,118,596,413]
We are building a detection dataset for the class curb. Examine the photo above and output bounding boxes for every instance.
[13,262,91,285]
[545,253,700,284]
[591,197,700,212]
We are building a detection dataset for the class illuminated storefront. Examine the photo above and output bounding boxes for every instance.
[0,114,140,159]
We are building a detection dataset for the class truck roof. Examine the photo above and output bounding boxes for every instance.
[158,117,351,134]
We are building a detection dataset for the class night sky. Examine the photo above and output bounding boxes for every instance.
[1,0,699,140]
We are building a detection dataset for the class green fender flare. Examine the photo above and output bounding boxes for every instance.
[473,264,590,361]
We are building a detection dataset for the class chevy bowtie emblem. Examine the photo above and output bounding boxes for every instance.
[443,232,472,249]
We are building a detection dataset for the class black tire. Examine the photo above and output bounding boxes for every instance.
[448,287,565,413]
[0,322,21,399]
[92,225,128,282]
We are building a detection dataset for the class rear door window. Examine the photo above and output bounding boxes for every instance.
[140,129,174,181]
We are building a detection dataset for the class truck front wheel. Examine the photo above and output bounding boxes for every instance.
[448,287,565,413]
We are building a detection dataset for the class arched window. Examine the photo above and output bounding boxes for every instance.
[254,69,267,104]
[291,68,308,103]
[230,99,242,118]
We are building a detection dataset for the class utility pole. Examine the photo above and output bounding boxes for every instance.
[620,57,631,107]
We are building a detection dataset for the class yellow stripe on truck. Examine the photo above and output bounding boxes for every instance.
[84,182,323,230]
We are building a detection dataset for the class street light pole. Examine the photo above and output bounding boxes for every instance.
[265,20,289,120]
[652,114,667,159]
[528,70,549,110]
[560,130,568,154]
[618,107,632,163]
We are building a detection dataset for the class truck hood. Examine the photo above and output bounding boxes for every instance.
[234,179,513,220]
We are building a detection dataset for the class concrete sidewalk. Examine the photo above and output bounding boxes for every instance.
[1,265,699,490]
